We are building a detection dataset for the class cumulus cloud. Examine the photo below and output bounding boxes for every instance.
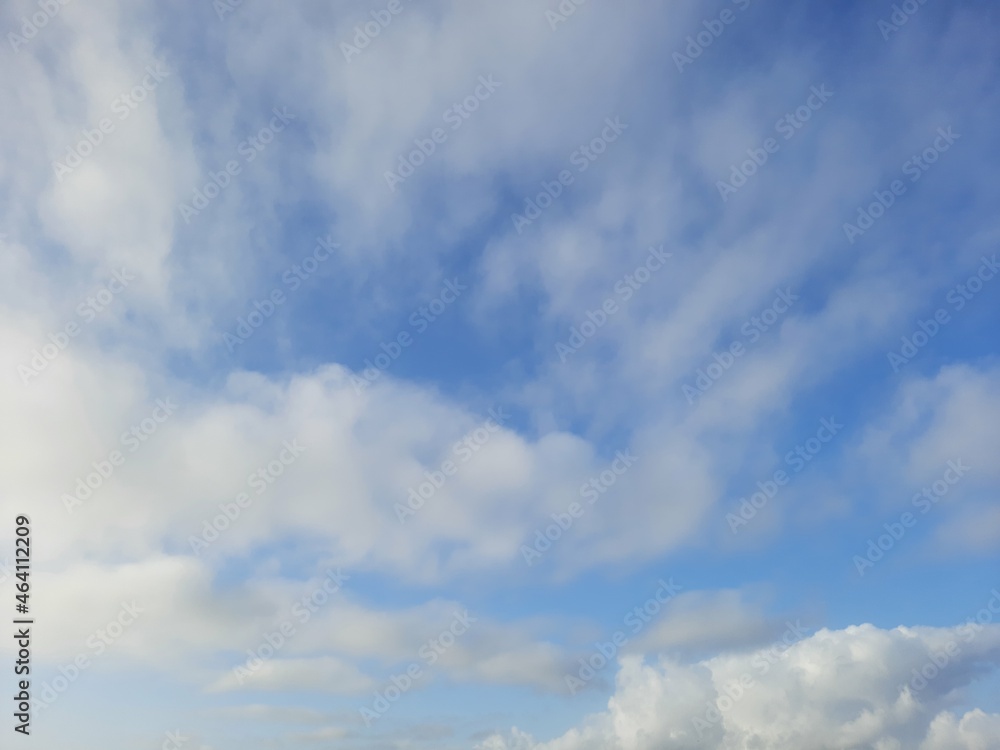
[479,621,1000,750]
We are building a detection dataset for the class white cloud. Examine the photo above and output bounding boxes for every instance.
[479,622,1000,750]
[860,363,1000,488]
[1,1,999,747]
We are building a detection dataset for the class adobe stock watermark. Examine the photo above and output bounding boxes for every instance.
[32,600,143,713]
[223,234,339,353]
[673,0,752,72]
[555,245,672,363]
[878,0,931,41]
[853,459,970,576]
[214,0,243,21]
[232,568,350,684]
[546,0,589,31]
[691,619,810,737]
[510,116,627,234]
[564,578,682,695]
[887,254,998,372]
[395,408,510,523]
[350,278,467,394]
[158,730,191,750]
[843,126,959,243]
[18,268,134,385]
[716,85,833,202]
[7,0,73,54]
[521,450,638,566]
[188,439,306,554]
[359,610,477,726]
[62,398,178,513]
[682,288,798,404]
[178,107,296,223]
[385,75,501,192]
[0,557,15,585]
[899,589,1000,696]
[52,63,170,183]
[340,0,413,63]
[726,417,843,533]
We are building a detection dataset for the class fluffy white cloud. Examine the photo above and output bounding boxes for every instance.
[479,621,1000,750]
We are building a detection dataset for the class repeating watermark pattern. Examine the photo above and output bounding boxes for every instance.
[62,398,178,513]
[546,0,589,31]
[683,288,798,404]
[18,268,134,385]
[178,107,296,223]
[887,254,998,372]
[726,417,843,533]
[232,568,349,684]
[32,601,143,713]
[340,0,413,63]
[223,234,339,353]
[673,0,753,72]
[716,85,833,202]
[188,439,306,554]
[853,460,970,576]
[351,278,467,394]
[510,116,627,234]
[52,64,170,183]
[692,619,810,737]
[359,610,477,726]
[555,245,672,363]
[521,450,638,566]
[843,126,959,243]
[899,589,1000,695]
[385,75,502,192]
[564,578,682,694]
[7,0,73,53]
[396,408,510,523]
[878,0,932,41]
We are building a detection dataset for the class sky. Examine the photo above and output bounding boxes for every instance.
[1,0,1000,748]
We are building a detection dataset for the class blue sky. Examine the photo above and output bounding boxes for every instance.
[2,0,1000,748]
